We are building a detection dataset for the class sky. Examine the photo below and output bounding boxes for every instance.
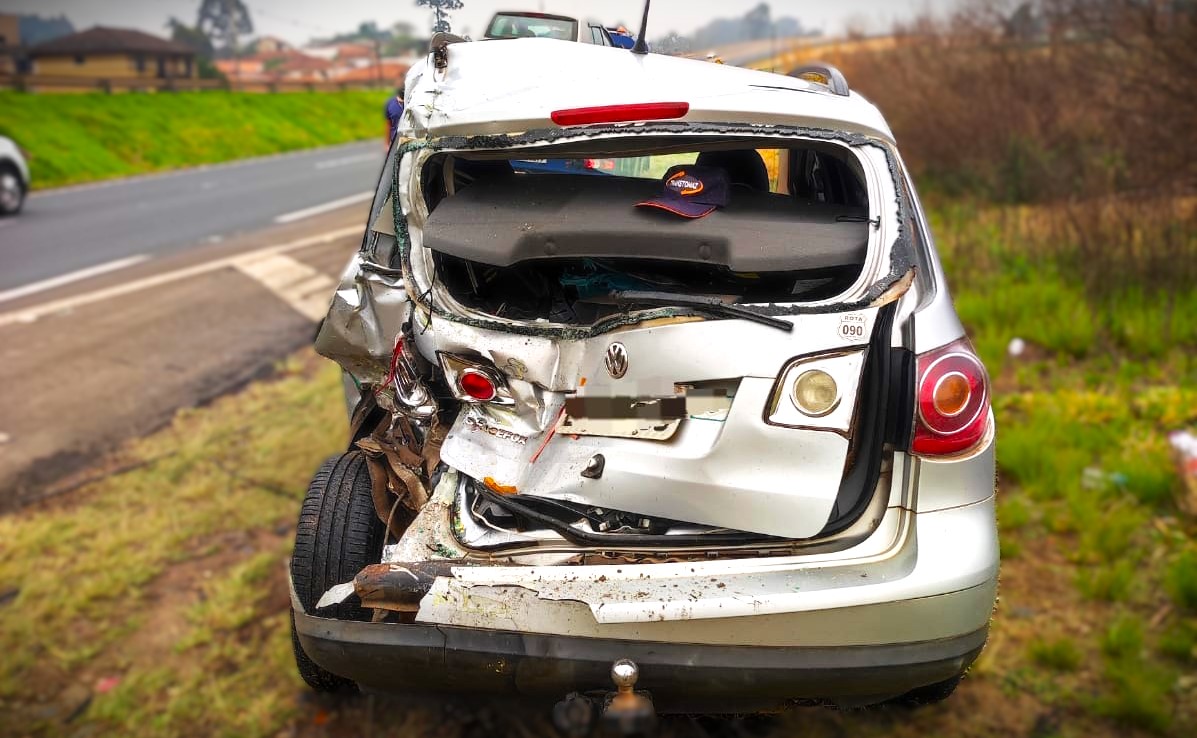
[0,0,958,44]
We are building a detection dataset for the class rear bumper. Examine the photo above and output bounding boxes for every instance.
[294,612,986,712]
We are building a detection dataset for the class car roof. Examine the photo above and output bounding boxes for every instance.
[408,38,895,143]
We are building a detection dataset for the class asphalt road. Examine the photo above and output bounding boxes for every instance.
[0,144,384,510]
[0,140,383,294]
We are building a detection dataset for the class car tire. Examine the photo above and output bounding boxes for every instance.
[892,670,966,707]
[0,164,24,216]
[289,451,386,692]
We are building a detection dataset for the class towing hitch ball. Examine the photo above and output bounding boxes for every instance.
[552,659,657,738]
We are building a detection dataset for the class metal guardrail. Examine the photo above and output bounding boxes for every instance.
[0,74,390,93]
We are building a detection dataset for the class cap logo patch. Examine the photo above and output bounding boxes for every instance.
[635,164,730,219]
[667,170,704,196]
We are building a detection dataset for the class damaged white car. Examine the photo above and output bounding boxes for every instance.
[290,33,998,727]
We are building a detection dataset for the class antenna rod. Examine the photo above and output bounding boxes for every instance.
[632,0,652,55]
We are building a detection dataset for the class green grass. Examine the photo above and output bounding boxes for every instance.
[1159,621,1197,663]
[1166,550,1197,612]
[0,354,345,735]
[1101,616,1145,660]
[1092,657,1176,734]
[0,90,386,189]
[1027,637,1083,672]
[930,200,1196,735]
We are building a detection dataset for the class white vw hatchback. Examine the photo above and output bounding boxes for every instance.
[290,33,998,725]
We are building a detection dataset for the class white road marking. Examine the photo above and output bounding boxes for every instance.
[0,226,360,328]
[0,255,149,304]
[273,191,374,224]
[314,153,379,170]
[233,252,337,321]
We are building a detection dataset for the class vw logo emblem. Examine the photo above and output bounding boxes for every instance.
[605,342,629,379]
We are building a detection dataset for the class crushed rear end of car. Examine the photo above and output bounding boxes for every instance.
[290,37,998,716]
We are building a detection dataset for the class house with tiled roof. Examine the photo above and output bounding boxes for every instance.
[28,26,196,80]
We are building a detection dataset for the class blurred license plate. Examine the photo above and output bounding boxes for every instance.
[563,396,686,420]
[558,389,732,441]
[559,397,685,440]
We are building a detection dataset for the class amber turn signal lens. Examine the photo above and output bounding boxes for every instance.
[792,370,839,417]
[932,372,972,418]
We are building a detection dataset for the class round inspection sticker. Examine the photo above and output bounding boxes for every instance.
[837,314,868,342]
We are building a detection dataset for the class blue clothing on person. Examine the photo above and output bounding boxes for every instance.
[385,96,405,140]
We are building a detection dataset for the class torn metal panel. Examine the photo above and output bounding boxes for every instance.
[314,256,412,387]
[412,567,998,648]
[413,495,994,628]
[513,378,854,539]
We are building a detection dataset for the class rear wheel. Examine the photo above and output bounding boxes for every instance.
[0,164,24,216]
[290,451,386,692]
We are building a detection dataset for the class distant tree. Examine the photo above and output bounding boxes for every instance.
[167,17,215,57]
[653,31,691,54]
[166,17,223,79]
[416,0,464,34]
[196,0,254,52]
[744,3,772,40]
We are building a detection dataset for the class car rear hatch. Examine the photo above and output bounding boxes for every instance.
[383,130,913,541]
[426,305,898,540]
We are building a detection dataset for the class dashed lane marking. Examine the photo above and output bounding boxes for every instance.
[314,153,380,170]
[0,226,360,328]
[273,191,374,224]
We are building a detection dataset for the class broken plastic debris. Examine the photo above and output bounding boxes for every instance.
[315,581,356,609]
[1169,430,1197,515]
[483,476,519,495]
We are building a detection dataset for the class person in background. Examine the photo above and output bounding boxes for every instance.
[385,87,405,146]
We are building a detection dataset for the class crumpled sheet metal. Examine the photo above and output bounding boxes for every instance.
[417,509,914,626]
[439,396,567,492]
[314,258,412,387]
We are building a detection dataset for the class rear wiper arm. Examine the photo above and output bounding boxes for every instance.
[611,290,793,332]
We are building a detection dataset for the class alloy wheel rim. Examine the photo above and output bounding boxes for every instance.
[0,174,19,210]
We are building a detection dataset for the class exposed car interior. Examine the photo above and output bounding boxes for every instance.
[417,143,871,324]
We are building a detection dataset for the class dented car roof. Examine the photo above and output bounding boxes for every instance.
[404,38,897,142]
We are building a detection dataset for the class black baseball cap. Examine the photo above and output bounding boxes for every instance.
[636,165,730,219]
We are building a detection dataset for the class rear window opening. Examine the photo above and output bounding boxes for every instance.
[436,256,857,324]
[484,13,578,40]
[418,140,872,325]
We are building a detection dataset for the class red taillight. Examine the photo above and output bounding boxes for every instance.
[458,369,498,402]
[911,338,990,456]
[551,102,690,126]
